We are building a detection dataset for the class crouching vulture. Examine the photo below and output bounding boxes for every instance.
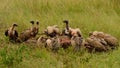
[85,31,119,52]
[71,36,83,52]
[62,20,82,38]
[5,23,18,42]
[62,20,83,51]
[44,25,60,37]
[84,37,107,52]
[90,31,119,49]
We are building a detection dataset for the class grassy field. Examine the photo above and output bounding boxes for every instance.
[0,0,120,68]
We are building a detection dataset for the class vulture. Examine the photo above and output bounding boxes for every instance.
[71,36,83,52]
[18,21,39,42]
[46,36,72,49]
[44,25,60,37]
[5,23,18,42]
[85,31,119,52]
[62,20,82,38]
[37,36,61,51]
[84,37,107,52]
[69,28,82,37]
[61,20,83,50]
[45,37,60,51]
[89,31,119,49]
[103,34,119,49]
[46,39,53,49]
[51,37,61,51]
[37,35,71,50]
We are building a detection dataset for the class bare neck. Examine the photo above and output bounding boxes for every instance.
[31,24,35,30]
[10,26,15,30]
[66,23,69,30]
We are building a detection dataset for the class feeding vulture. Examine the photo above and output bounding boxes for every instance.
[18,21,39,42]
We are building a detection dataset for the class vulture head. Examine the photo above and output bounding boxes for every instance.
[30,21,34,25]
[63,20,68,24]
[13,23,18,27]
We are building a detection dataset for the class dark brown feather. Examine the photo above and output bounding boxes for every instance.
[5,29,8,36]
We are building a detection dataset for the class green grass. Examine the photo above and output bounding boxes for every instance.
[0,0,120,68]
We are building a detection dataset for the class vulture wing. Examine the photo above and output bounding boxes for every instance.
[5,29,8,36]
[15,30,18,37]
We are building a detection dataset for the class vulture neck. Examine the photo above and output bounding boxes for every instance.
[66,23,69,31]
[36,24,39,29]
[10,26,15,31]
[36,22,39,29]
[31,24,35,31]
[8,26,15,34]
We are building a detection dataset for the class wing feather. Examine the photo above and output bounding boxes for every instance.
[15,30,18,37]
[5,29,8,36]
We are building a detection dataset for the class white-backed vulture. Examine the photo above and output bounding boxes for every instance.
[89,31,119,49]
[37,35,71,50]
[17,21,35,42]
[17,21,39,42]
[44,25,60,37]
[45,37,61,50]
[69,28,82,37]
[5,23,18,42]
[62,20,82,38]
[46,39,52,49]
[37,36,61,51]
[71,36,83,51]
[85,37,107,52]
[62,20,83,50]
[104,34,118,48]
